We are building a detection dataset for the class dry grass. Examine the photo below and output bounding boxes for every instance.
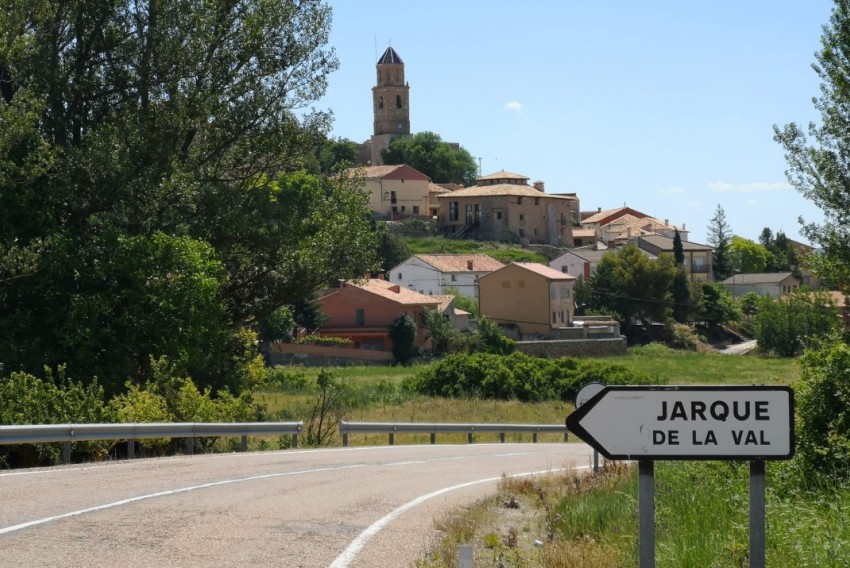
[416,463,633,568]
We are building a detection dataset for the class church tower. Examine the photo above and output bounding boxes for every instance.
[370,46,410,165]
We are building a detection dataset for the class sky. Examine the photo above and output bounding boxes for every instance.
[316,1,835,246]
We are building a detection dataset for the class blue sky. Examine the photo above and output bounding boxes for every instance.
[317,1,834,245]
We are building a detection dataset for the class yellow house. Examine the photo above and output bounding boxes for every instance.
[349,164,432,219]
[477,262,576,337]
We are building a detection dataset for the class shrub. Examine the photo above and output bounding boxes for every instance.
[298,335,352,347]
[406,352,659,402]
[390,314,418,364]
[753,291,841,357]
[668,323,700,351]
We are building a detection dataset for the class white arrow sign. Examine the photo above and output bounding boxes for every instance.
[566,386,795,460]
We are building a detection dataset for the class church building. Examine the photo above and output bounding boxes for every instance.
[369,46,410,165]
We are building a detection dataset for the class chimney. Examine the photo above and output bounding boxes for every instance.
[389,284,401,293]
[467,259,474,270]
[664,219,669,226]
[533,181,545,192]
[598,207,602,212]
[682,223,686,230]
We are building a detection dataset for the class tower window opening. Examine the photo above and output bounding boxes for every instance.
[396,95,402,108]
[379,96,384,109]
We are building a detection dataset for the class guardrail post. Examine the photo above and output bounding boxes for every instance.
[389,433,395,446]
[127,440,135,459]
[430,432,436,445]
[499,433,505,443]
[342,433,348,447]
[292,433,298,448]
[533,432,538,443]
[184,437,194,456]
[467,432,473,444]
[62,441,71,464]
[241,435,248,452]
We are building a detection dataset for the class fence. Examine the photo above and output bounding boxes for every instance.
[339,421,569,447]
[0,422,303,464]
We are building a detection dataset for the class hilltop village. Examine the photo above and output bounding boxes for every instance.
[267,46,821,364]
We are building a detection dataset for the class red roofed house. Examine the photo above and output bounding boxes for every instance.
[317,279,442,351]
[477,262,576,337]
[389,253,505,297]
[350,164,432,219]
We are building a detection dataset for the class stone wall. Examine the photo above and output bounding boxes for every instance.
[516,337,627,358]
[263,342,394,367]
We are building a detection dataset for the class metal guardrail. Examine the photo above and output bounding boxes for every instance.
[0,422,303,464]
[339,421,569,447]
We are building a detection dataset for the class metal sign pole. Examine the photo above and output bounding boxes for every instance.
[750,460,766,568]
[639,460,655,568]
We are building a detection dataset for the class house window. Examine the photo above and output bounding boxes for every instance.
[465,204,473,225]
[451,274,457,282]
[496,212,503,220]
[413,206,419,215]
[518,197,524,205]
[474,204,481,223]
[552,311,557,324]
[534,197,540,205]
[449,201,459,222]
[519,214,524,221]
[693,257,706,272]
[502,281,511,289]
[397,272,402,280]
[518,280,525,289]
[355,309,365,326]
[519,229,525,238]
[561,286,570,299]
[533,228,538,236]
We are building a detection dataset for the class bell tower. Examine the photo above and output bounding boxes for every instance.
[371,46,410,165]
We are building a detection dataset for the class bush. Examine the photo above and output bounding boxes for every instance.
[793,336,850,485]
[390,314,418,364]
[753,291,841,357]
[405,352,658,402]
[298,335,352,347]
[668,323,701,351]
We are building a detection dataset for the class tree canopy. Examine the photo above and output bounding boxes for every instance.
[774,0,850,286]
[707,204,733,281]
[0,1,379,393]
[381,131,478,186]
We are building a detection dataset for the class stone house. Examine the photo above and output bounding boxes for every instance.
[435,170,576,246]
[348,164,431,219]
[477,262,576,337]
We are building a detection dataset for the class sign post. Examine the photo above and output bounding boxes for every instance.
[566,385,794,568]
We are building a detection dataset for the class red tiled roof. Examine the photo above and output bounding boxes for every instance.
[345,279,441,307]
[417,254,505,273]
[513,262,576,280]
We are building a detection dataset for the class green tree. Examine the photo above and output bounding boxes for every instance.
[375,224,411,272]
[672,229,685,266]
[0,1,382,392]
[707,204,733,281]
[774,1,850,286]
[728,235,769,273]
[422,308,453,356]
[317,137,359,174]
[696,283,740,329]
[389,314,418,364]
[382,131,478,186]
[753,290,840,357]
[444,286,479,318]
[474,318,517,355]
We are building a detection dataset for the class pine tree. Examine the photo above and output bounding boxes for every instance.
[707,204,732,281]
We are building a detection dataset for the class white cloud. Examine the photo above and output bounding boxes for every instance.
[503,101,523,114]
[659,186,684,195]
[708,181,793,193]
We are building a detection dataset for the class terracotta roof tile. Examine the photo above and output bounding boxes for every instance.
[477,170,529,181]
[346,279,442,306]
[435,184,573,200]
[416,254,505,273]
[513,262,576,280]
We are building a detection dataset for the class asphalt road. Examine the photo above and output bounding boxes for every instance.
[0,443,594,567]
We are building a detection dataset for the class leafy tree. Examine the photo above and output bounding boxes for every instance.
[317,137,359,174]
[753,290,840,357]
[389,315,418,364]
[587,245,677,334]
[475,318,517,355]
[729,236,769,274]
[422,308,453,356]
[774,1,850,286]
[375,224,411,272]
[0,2,381,392]
[444,286,479,318]
[707,204,733,281]
[738,292,761,319]
[258,306,297,343]
[696,283,740,329]
[382,131,478,186]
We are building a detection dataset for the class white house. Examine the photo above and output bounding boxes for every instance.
[720,272,801,299]
[549,245,611,280]
[388,254,505,298]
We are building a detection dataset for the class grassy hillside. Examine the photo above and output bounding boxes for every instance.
[403,237,550,264]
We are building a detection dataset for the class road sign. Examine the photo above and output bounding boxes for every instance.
[566,385,794,461]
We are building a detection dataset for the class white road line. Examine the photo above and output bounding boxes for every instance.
[329,464,591,568]
[0,448,574,536]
